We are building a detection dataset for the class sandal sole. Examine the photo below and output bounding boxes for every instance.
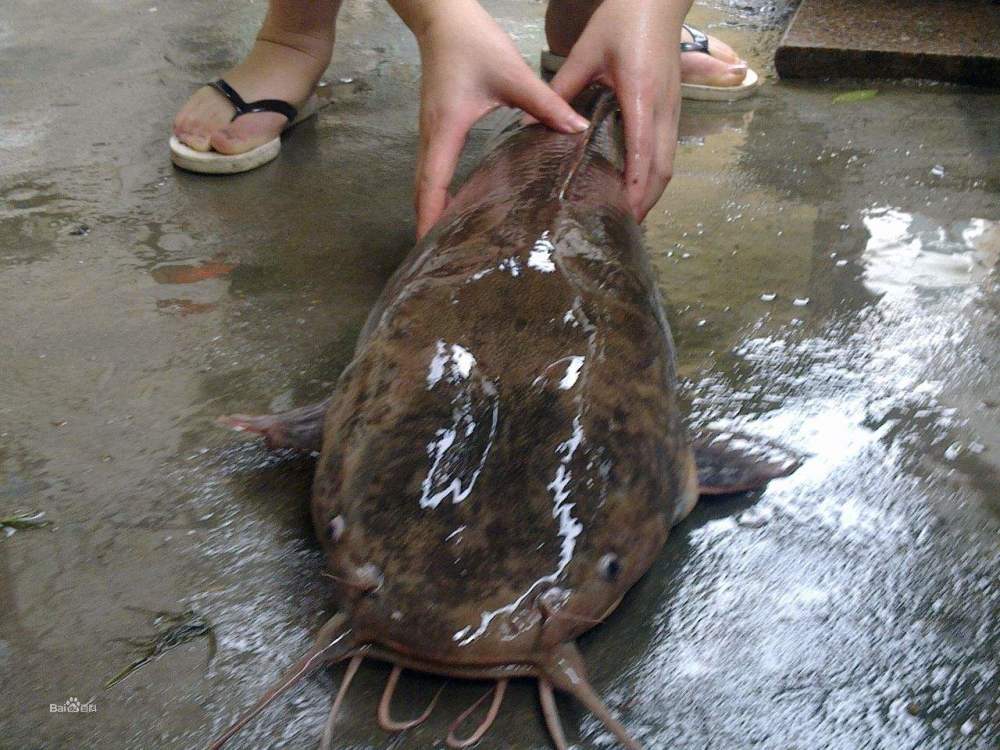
[680,67,760,101]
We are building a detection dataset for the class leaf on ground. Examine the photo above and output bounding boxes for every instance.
[833,89,878,103]
[1,510,52,536]
[105,609,215,688]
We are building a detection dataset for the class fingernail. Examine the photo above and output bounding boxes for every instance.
[569,114,590,132]
[730,61,748,71]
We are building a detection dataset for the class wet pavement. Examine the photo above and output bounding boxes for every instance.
[1,1,998,749]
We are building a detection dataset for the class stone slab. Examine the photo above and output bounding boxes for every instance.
[776,0,1000,86]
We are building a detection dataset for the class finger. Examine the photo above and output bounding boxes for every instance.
[549,52,599,107]
[506,70,590,133]
[638,65,682,220]
[639,105,678,220]
[615,73,655,221]
[414,110,475,240]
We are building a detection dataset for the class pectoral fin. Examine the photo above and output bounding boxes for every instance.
[216,398,330,453]
[694,428,800,496]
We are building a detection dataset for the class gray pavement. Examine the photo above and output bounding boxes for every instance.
[1,1,997,749]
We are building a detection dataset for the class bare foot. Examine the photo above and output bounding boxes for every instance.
[172,30,332,155]
[679,28,749,88]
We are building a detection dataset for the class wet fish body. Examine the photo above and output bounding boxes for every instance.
[212,89,795,749]
[316,90,693,665]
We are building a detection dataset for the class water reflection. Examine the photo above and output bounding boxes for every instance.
[862,207,998,294]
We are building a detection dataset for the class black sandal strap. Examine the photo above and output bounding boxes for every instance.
[679,24,710,54]
[208,79,298,123]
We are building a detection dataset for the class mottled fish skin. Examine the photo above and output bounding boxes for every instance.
[312,90,697,670]
[209,88,797,750]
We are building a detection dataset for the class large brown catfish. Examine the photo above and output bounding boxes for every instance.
[209,88,796,750]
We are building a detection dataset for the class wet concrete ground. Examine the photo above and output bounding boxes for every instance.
[1,1,997,748]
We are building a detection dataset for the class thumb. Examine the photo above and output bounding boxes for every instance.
[414,106,478,240]
[549,52,598,109]
[506,71,589,133]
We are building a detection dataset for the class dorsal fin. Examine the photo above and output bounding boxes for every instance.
[557,88,620,202]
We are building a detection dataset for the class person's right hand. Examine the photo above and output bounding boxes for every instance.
[395,0,590,238]
[548,0,689,223]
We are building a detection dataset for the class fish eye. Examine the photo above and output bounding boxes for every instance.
[598,553,621,582]
[327,515,346,542]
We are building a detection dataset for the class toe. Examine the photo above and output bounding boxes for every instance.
[172,85,240,152]
[179,131,212,152]
[680,27,742,66]
[681,52,748,88]
[705,35,741,65]
[209,126,248,155]
[173,114,212,151]
[209,112,285,155]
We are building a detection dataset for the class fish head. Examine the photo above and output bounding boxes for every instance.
[313,342,674,667]
[319,485,669,669]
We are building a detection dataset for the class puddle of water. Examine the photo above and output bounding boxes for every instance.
[0,110,51,153]
[862,208,998,294]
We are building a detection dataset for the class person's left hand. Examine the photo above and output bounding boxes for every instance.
[404,0,590,238]
[549,0,689,222]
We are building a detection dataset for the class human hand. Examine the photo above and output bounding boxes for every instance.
[394,0,590,238]
[549,0,689,221]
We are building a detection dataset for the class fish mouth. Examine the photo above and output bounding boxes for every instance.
[362,588,626,679]
[207,612,644,750]
[365,641,541,680]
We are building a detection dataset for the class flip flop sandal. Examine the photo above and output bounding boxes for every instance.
[540,24,760,102]
[169,79,329,174]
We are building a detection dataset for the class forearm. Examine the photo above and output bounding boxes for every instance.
[664,0,695,26]
[546,0,692,56]
[622,0,692,29]
[387,0,486,41]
